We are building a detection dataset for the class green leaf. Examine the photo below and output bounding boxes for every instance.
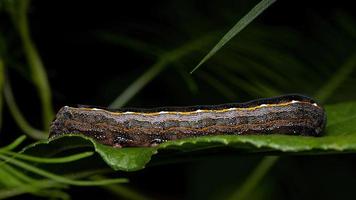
[190,0,277,73]
[24,101,356,172]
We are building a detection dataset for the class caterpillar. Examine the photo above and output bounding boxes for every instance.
[49,94,326,147]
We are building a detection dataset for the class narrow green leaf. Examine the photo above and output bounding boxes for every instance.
[7,0,53,130]
[0,154,128,186]
[0,135,27,152]
[3,151,94,164]
[190,0,277,73]
[1,163,36,183]
[0,168,109,199]
[3,80,47,139]
[0,182,68,200]
[0,164,26,187]
[0,163,59,198]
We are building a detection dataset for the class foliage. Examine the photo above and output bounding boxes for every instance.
[0,0,355,199]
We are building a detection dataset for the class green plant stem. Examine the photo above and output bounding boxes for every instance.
[227,156,279,200]
[315,52,356,103]
[10,0,53,130]
[109,34,214,108]
[3,80,47,139]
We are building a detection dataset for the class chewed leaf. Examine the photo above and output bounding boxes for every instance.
[24,101,356,171]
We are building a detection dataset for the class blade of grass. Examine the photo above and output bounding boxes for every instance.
[227,156,279,200]
[109,34,214,108]
[0,168,110,199]
[3,80,47,139]
[0,164,66,199]
[0,163,67,199]
[0,154,128,186]
[3,151,94,164]
[7,0,53,130]
[0,180,64,199]
[0,164,26,187]
[1,163,67,199]
[1,163,37,183]
[190,0,277,73]
[315,52,356,103]
[0,135,27,152]
[0,164,52,198]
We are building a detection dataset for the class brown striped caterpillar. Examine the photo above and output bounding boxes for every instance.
[49,94,326,147]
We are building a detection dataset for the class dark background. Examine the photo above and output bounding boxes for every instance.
[25,0,356,106]
[1,0,356,199]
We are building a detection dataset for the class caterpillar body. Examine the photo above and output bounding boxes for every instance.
[49,94,326,147]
